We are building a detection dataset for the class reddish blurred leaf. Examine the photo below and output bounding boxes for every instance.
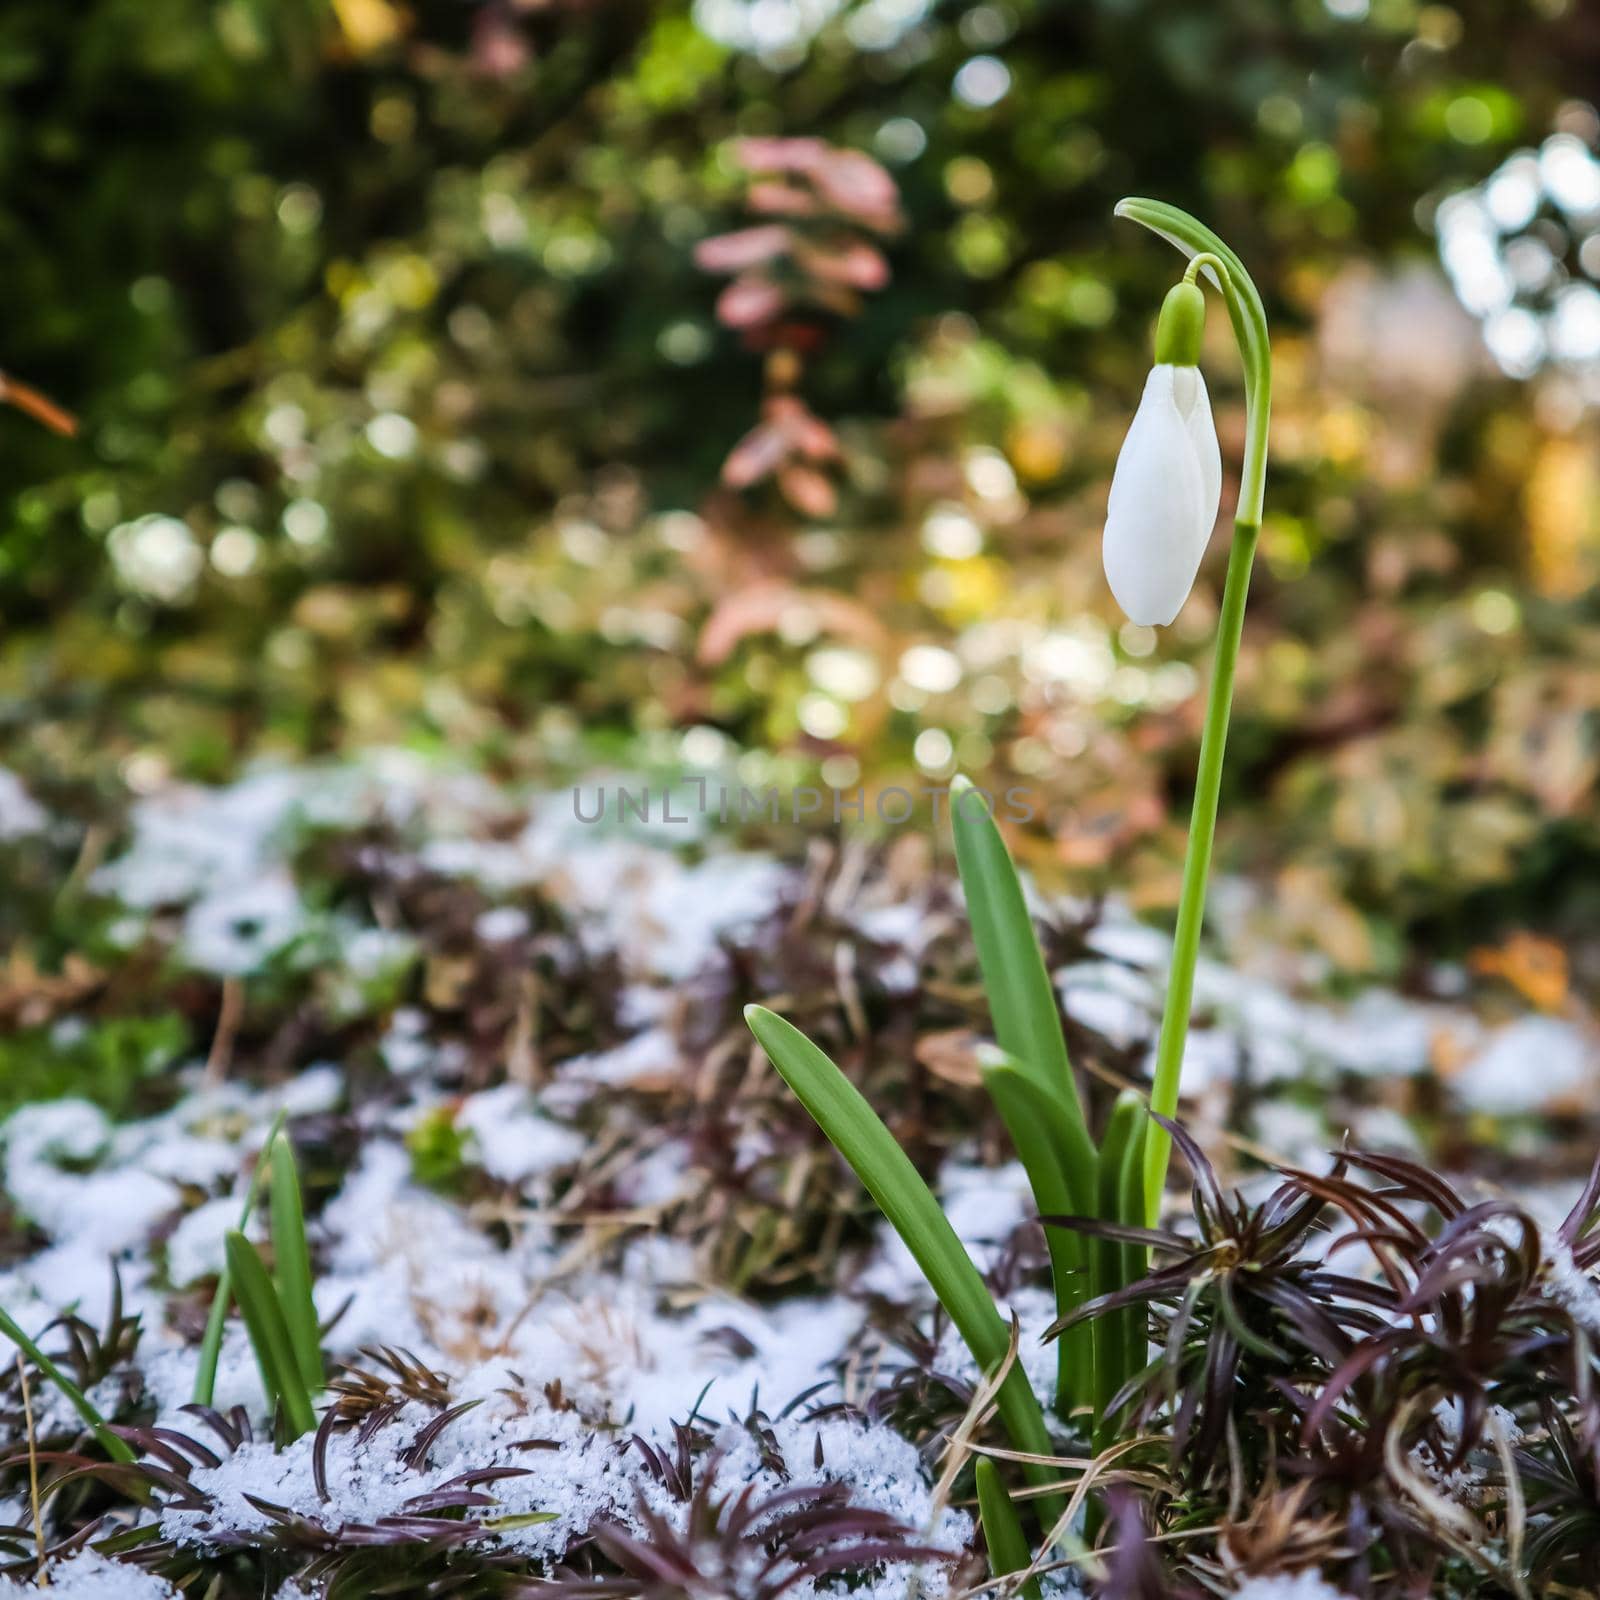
[740,321,830,355]
[715,276,788,329]
[766,395,840,460]
[795,237,891,291]
[694,224,793,274]
[809,149,903,232]
[915,1028,985,1089]
[697,579,886,666]
[722,421,788,489]
[470,5,531,76]
[778,463,838,518]
[745,181,822,219]
[735,136,830,174]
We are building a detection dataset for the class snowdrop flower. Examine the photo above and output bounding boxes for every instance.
[1102,278,1221,626]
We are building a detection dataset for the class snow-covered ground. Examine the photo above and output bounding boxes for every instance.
[1,753,1596,1597]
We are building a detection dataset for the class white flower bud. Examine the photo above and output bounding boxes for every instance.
[1101,363,1222,626]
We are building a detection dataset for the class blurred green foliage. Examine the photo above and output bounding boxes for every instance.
[3,0,1599,973]
[0,1013,187,1122]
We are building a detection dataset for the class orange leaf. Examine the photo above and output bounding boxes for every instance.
[1469,931,1569,1012]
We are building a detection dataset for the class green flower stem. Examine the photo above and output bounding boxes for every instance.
[1182,251,1227,288]
[744,1005,1065,1527]
[1113,199,1272,1223]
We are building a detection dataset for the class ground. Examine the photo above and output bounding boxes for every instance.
[2,754,1595,1595]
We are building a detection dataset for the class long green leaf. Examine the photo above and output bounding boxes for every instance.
[980,1054,1094,1417]
[745,1005,1063,1525]
[1116,1101,1149,1434]
[949,776,1096,1191]
[0,1304,135,1463]
[1093,1092,1144,1447]
[224,1231,316,1440]
[194,1110,284,1407]
[975,1456,1040,1600]
[269,1134,322,1395]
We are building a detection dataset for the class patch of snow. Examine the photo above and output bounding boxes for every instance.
[181,869,306,975]
[2,1100,174,1254]
[1455,1015,1595,1114]
[456,1084,586,1186]
[475,905,531,942]
[558,1028,680,1091]
[166,1194,248,1287]
[0,1551,179,1598]
[1057,960,1158,1048]
[860,1160,1031,1301]
[1231,1573,1354,1600]
[380,1007,437,1077]
[0,767,48,840]
[1083,912,1171,970]
[1543,1233,1600,1334]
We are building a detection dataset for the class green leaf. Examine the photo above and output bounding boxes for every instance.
[1116,1100,1149,1420]
[269,1133,323,1396]
[194,1110,285,1408]
[950,776,1096,1192]
[483,1510,561,1531]
[745,1005,1063,1526]
[975,1456,1040,1600]
[1093,1091,1145,1446]
[224,1230,316,1440]
[980,1054,1095,1417]
[0,1303,135,1463]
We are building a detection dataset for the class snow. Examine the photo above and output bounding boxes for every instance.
[1057,961,1158,1048]
[455,1083,587,1185]
[1,1101,177,1284]
[0,1551,179,1598]
[0,767,48,840]
[1542,1232,1600,1333]
[181,869,306,975]
[860,1160,1033,1300]
[163,1402,970,1586]
[7,755,1600,1588]
[557,1027,680,1091]
[1455,1014,1595,1114]
[1231,1574,1354,1600]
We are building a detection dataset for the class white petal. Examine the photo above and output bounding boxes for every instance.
[1170,365,1222,544]
[1102,367,1208,626]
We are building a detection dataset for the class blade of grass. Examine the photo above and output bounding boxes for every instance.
[224,1231,316,1440]
[194,1110,285,1407]
[0,1305,135,1463]
[268,1134,322,1396]
[980,1053,1095,1417]
[975,1456,1041,1600]
[1093,1091,1144,1448]
[745,1005,1063,1527]
[950,776,1096,1191]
